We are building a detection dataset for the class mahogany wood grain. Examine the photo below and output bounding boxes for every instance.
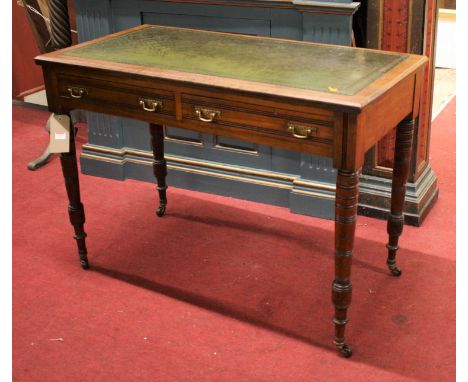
[59,120,89,269]
[333,169,360,357]
[35,25,428,358]
[386,118,416,276]
[361,75,415,153]
[149,123,168,217]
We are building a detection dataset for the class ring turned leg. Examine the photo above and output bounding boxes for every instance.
[149,123,168,217]
[59,121,88,269]
[386,118,415,277]
[332,169,359,357]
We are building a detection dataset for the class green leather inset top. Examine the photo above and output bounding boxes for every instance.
[63,26,408,96]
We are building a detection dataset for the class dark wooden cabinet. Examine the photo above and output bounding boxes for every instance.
[359,0,439,225]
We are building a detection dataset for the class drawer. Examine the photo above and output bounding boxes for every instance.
[57,74,177,119]
[181,94,334,146]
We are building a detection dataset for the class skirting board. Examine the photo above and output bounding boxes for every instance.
[81,144,438,225]
[80,145,336,220]
[359,164,439,226]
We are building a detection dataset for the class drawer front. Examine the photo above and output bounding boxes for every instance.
[52,70,335,157]
[57,74,177,120]
[181,94,335,154]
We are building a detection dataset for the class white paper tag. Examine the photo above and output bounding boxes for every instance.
[49,114,70,153]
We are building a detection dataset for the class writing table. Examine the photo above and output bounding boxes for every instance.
[36,25,427,357]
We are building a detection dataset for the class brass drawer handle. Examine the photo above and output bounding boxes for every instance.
[139,98,163,112]
[67,87,87,99]
[287,123,318,139]
[195,107,221,123]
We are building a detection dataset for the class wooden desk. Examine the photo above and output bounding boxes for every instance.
[36,25,427,358]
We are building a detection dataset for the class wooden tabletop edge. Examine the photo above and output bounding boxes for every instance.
[34,56,365,111]
[358,55,428,109]
[34,25,426,113]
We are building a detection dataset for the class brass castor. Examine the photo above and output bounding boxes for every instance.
[156,205,166,217]
[80,258,89,270]
[387,259,402,277]
[337,343,353,358]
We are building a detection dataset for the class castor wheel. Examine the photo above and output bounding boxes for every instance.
[337,343,353,358]
[387,258,402,277]
[80,258,89,270]
[156,205,166,217]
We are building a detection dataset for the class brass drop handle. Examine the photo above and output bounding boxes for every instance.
[287,123,318,139]
[67,87,87,99]
[195,107,221,123]
[139,98,163,112]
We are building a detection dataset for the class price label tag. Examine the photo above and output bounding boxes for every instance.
[49,114,71,153]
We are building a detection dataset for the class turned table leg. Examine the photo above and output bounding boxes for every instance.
[332,169,359,357]
[149,123,168,217]
[59,121,89,269]
[386,118,415,276]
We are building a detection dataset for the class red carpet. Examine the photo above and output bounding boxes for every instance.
[13,99,455,381]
